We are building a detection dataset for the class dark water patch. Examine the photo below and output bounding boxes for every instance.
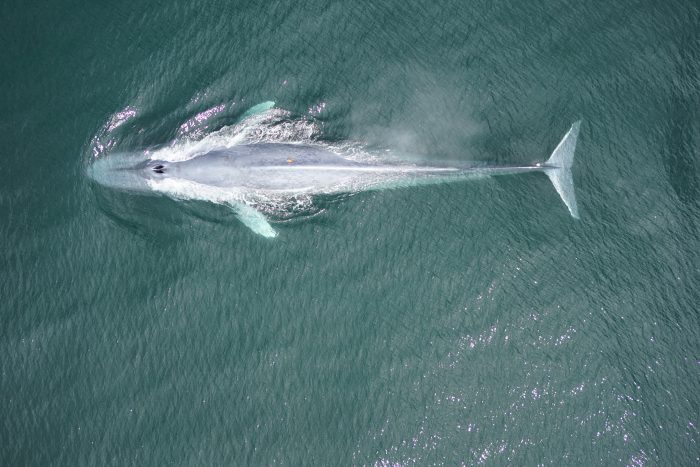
[663,21,699,209]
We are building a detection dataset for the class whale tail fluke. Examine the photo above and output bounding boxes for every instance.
[544,121,581,218]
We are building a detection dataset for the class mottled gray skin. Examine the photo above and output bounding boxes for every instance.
[143,143,542,194]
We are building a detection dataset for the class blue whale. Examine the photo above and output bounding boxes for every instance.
[89,118,581,238]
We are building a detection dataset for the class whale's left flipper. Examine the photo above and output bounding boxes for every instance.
[239,101,275,121]
[230,202,277,238]
[544,121,581,219]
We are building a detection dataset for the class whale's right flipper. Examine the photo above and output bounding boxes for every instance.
[229,202,277,238]
[545,121,581,219]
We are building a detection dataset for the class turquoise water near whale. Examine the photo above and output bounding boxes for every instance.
[1,0,698,464]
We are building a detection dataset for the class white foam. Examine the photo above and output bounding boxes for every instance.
[149,107,324,163]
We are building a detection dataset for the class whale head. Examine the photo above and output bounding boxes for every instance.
[87,153,170,193]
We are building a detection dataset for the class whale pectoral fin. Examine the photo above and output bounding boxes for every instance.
[238,101,275,121]
[229,202,278,238]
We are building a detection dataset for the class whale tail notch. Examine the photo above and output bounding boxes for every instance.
[544,121,581,219]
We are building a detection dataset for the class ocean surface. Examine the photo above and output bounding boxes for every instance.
[1,0,698,464]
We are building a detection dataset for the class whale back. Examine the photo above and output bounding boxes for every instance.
[195,144,360,168]
[169,143,365,191]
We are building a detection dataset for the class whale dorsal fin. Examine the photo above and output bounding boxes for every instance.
[229,202,277,238]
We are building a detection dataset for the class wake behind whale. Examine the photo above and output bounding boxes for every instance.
[88,102,581,238]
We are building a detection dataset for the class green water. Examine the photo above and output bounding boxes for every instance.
[2,0,699,464]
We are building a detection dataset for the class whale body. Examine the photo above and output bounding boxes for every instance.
[88,118,581,238]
